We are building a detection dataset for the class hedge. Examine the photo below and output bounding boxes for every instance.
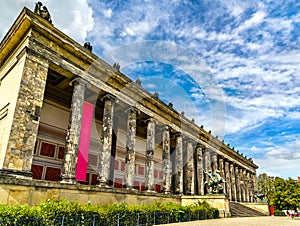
[0,199,219,225]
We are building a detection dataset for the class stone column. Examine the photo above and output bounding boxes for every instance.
[211,152,218,173]
[240,168,245,202]
[2,50,49,178]
[250,173,255,203]
[161,126,171,193]
[204,148,211,194]
[230,163,236,201]
[185,140,195,195]
[218,158,225,193]
[243,169,247,202]
[98,94,116,186]
[218,158,224,177]
[174,132,183,194]
[224,161,231,200]
[235,165,241,202]
[145,118,155,192]
[245,171,250,202]
[195,144,205,195]
[124,107,138,189]
[247,171,253,202]
[61,78,88,183]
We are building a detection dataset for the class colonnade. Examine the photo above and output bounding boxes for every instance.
[60,77,256,202]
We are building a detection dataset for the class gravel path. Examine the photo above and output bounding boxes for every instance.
[167,216,300,226]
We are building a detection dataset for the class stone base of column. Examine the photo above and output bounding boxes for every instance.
[161,189,171,195]
[60,176,77,184]
[97,179,111,188]
[0,169,32,179]
[145,189,157,193]
[123,184,136,191]
[174,190,183,195]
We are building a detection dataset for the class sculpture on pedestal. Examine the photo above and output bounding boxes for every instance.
[34,2,52,24]
[205,170,225,194]
[253,190,265,202]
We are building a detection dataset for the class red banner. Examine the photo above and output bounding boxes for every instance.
[76,101,94,181]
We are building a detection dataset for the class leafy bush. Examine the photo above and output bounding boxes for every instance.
[0,199,218,225]
[274,208,286,216]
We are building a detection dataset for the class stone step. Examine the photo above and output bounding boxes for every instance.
[229,202,267,217]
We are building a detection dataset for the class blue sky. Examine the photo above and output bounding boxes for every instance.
[1,0,299,179]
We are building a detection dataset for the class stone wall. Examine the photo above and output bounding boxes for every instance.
[239,202,270,215]
[0,46,28,169]
[2,49,49,176]
[181,195,231,218]
[0,177,180,206]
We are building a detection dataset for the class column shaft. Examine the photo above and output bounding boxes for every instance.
[224,161,232,200]
[145,118,155,191]
[250,173,255,202]
[204,149,212,194]
[185,141,195,195]
[230,163,237,201]
[219,158,224,177]
[161,126,171,193]
[235,166,241,202]
[124,108,138,189]
[218,158,225,193]
[241,169,246,202]
[196,144,205,195]
[98,94,115,186]
[174,133,183,194]
[61,78,87,183]
[211,152,218,173]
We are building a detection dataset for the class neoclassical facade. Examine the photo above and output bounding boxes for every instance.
[0,7,258,204]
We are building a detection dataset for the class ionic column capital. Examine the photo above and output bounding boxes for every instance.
[101,93,117,102]
[69,77,91,88]
[125,106,139,113]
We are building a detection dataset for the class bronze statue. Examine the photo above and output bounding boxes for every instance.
[34,2,52,24]
[83,42,93,52]
[113,63,120,71]
[204,170,225,194]
[253,190,265,202]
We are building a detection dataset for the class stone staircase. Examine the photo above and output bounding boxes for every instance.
[229,202,267,217]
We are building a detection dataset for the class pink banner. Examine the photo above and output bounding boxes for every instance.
[76,101,94,181]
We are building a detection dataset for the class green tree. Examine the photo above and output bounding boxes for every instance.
[257,173,274,201]
[270,177,300,210]
[258,173,300,210]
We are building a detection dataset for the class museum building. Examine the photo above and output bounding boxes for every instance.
[0,5,259,210]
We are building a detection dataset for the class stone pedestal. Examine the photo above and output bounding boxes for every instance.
[181,195,231,218]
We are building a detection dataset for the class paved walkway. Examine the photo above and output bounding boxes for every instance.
[167,216,300,226]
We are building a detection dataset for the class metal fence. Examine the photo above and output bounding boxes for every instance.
[0,210,219,226]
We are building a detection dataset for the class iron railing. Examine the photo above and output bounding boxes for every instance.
[0,210,219,226]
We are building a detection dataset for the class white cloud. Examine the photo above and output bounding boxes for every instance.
[143,83,157,90]
[223,1,252,17]
[255,139,300,178]
[103,8,113,18]
[256,157,300,179]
